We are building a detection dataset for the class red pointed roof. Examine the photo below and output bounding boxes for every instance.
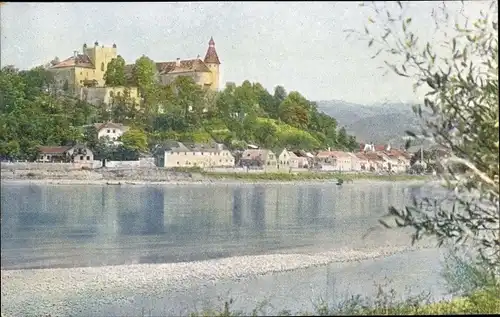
[204,36,220,65]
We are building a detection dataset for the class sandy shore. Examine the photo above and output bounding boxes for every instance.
[1,244,435,317]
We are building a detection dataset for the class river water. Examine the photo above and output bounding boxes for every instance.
[1,181,449,316]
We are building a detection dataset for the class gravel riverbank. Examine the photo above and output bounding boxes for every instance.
[1,245,435,317]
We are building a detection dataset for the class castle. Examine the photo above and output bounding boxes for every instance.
[48,37,221,104]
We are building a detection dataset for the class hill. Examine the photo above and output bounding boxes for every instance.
[316,100,422,146]
[0,63,359,161]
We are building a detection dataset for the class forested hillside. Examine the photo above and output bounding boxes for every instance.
[0,57,358,161]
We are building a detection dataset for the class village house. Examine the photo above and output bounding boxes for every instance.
[354,152,370,171]
[277,149,310,169]
[347,152,361,172]
[93,122,130,142]
[315,151,336,171]
[316,150,353,172]
[376,152,399,172]
[278,148,293,169]
[363,152,387,171]
[239,149,277,169]
[291,150,311,168]
[154,141,234,168]
[384,149,411,173]
[37,144,94,163]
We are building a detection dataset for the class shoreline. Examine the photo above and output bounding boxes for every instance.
[1,177,430,186]
[0,245,439,317]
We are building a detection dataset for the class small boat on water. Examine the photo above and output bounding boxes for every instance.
[106,181,122,185]
[336,178,353,186]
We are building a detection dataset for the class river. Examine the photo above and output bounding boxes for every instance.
[1,181,449,316]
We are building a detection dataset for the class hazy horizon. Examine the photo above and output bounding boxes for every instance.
[0,1,490,104]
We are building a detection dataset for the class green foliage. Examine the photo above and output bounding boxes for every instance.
[187,285,500,316]
[82,125,98,150]
[132,55,157,100]
[279,91,310,129]
[0,52,358,160]
[109,88,139,124]
[119,129,148,153]
[0,66,99,160]
[104,55,126,86]
[352,1,499,269]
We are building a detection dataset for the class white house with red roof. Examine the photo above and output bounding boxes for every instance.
[316,150,354,172]
[37,144,94,163]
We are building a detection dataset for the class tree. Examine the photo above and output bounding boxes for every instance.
[120,128,148,154]
[0,140,20,159]
[170,76,205,126]
[83,125,99,150]
[252,82,276,117]
[273,85,287,104]
[0,67,100,160]
[110,89,138,124]
[254,120,278,148]
[352,1,499,269]
[215,82,237,119]
[0,66,26,112]
[278,91,310,129]
[280,130,320,150]
[104,55,126,86]
[93,136,116,163]
[19,66,55,98]
[336,127,348,150]
[132,55,157,102]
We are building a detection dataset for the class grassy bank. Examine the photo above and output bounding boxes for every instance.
[201,171,430,182]
[188,287,499,316]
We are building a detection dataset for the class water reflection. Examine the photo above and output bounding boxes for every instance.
[251,186,266,232]
[232,188,243,227]
[1,182,418,269]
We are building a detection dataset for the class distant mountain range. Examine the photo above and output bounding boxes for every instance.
[316,100,424,147]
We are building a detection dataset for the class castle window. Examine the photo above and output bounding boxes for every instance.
[101,62,105,71]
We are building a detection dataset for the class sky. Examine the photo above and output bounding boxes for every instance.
[0,1,492,104]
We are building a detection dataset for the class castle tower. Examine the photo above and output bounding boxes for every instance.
[82,41,118,86]
[203,37,221,91]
